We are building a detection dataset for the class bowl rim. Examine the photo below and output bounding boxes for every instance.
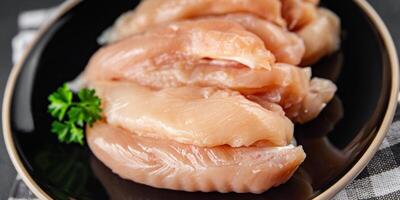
[2,0,398,199]
[314,0,399,199]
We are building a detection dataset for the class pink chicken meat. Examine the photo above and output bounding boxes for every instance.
[82,0,341,194]
[206,14,305,65]
[87,122,306,193]
[86,31,335,123]
[281,0,318,30]
[104,0,285,41]
[104,12,304,65]
[297,8,341,65]
[92,81,294,147]
[95,19,274,71]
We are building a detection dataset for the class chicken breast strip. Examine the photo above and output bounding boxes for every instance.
[87,122,306,193]
[207,14,305,65]
[104,0,285,42]
[93,19,274,72]
[297,8,341,66]
[281,0,318,30]
[93,81,294,147]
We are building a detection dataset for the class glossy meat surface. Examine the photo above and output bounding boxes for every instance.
[303,0,319,5]
[290,77,337,123]
[104,12,303,65]
[285,78,337,124]
[93,81,293,147]
[252,77,336,123]
[86,37,334,123]
[86,44,308,94]
[282,0,318,30]
[83,0,342,194]
[105,0,285,41]
[87,122,306,193]
[297,8,341,66]
[92,19,274,75]
[208,14,305,65]
[87,29,326,123]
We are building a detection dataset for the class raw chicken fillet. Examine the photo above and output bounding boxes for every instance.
[282,0,318,30]
[297,8,341,66]
[88,122,306,193]
[83,0,341,194]
[87,25,336,123]
[103,0,285,42]
[206,14,305,65]
[92,19,275,72]
[93,81,293,147]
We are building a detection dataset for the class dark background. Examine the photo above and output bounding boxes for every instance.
[0,0,398,199]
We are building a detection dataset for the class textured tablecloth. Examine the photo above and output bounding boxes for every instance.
[8,5,400,200]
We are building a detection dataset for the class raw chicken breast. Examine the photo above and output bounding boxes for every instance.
[208,14,305,65]
[104,12,303,65]
[87,122,306,193]
[91,19,274,75]
[290,77,337,123]
[86,37,333,124]
[297,8,341,66]
[303,0,319,5]
[93,81,293,147]
[248,63,311,111]
[87,28,314,116]
[252,77,337,123]
[103,0,285,42]
[281,0,318,30]
[91,156,313,199]
[86,47,309,95]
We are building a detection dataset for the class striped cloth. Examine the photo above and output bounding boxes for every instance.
[9,6,400,200]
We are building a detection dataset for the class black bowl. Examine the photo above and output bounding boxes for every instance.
[2,0,398,199]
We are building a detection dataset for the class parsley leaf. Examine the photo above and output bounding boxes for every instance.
[51,121,70,142]
[48,84,101,145]
[48,84,72,121]
[77,88,102,126]
[67,107,86,127]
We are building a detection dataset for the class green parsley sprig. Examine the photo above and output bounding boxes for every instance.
[48,84,102,145]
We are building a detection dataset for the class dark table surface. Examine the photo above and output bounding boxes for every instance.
[0,0,399,199]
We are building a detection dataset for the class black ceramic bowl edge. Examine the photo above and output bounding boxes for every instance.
[2,1,82,199]
[2,0,398,199]
[314,0,399,199]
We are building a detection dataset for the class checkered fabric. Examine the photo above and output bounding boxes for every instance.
[9,6,400,200]
[333,110,400,200]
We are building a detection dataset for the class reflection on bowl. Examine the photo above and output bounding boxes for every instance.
[296,96,351,191]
